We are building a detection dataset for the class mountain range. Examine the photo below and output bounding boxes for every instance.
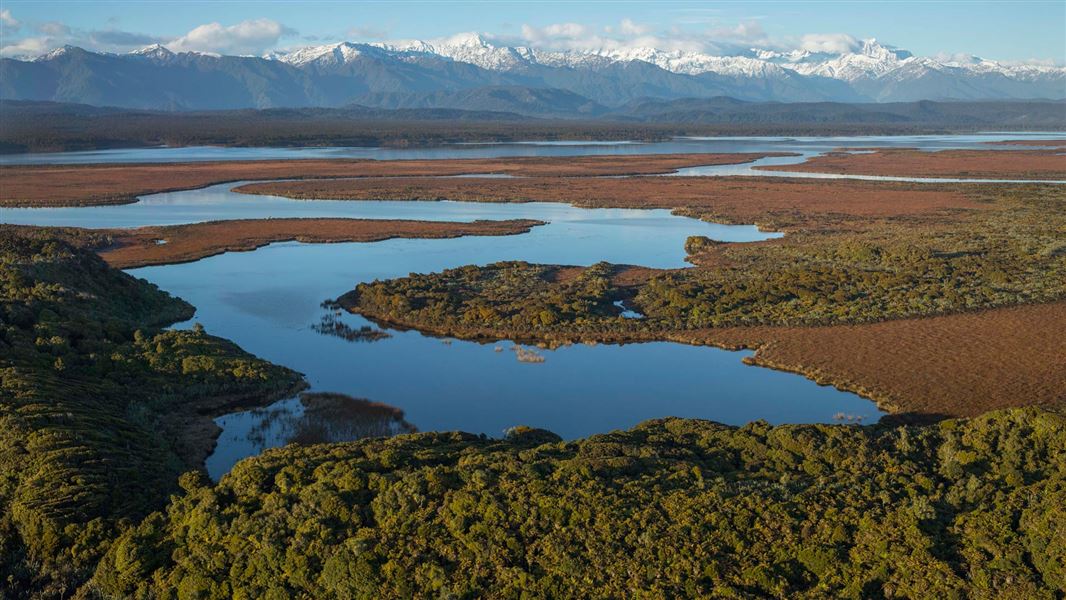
[2,34,1063,115]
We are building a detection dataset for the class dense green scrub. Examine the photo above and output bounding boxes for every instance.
[0,229,302,597]
[2,197,1064,598]
[342,185,1066,335]
[95,408,1065,598]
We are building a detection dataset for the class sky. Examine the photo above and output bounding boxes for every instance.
[1,1,1064,64]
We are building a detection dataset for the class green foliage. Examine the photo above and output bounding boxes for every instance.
[683,235,718,256]
[343,261,628,335]
[2,183,1064,598]
[0,229,302,597]
[96,408,1066,598]
[345,185,1066,334]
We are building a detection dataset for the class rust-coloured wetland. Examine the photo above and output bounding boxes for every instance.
[5,147,1063,423]
[95,218,544,268]
[757,147,1066,179]
[0,152,781,207]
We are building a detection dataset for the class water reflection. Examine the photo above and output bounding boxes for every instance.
[208,392,416,478]
[314,305,392,342]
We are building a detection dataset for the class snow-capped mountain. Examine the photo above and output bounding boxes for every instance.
[373,33,540,71]
[263,34,1064,102]
[2,35,1062,112]
[267,41,369,66]
[758,39,914,81]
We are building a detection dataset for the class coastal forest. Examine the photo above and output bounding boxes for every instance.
[2,0,1065,595]
[1,224,1063,598]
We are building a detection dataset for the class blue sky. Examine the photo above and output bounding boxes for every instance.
[1,1,1064,63]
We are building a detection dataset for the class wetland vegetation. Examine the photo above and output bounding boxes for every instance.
[342,184,1065,333]
[1,147,1063,597]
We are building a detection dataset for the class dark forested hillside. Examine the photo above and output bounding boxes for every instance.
[1,99,1063,154]
[0,227,302,596]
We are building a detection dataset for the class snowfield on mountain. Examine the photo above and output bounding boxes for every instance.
[2,34,1062,111]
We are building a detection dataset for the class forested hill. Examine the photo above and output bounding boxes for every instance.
[0,226,1063,597]
[0,227,303,596]
[97,407,1065,598]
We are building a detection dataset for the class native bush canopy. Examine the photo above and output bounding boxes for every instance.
[96,407,1066,599]
[0,228,302,596]
[343,185,1066,336]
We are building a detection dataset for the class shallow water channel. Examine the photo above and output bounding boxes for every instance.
[10,183,887,478]
[10,133,1053,477]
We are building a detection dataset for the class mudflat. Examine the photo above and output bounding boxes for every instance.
[7,154,1061,422]
[756,148,1066,179]
[236,175,979,230]
[95,217,544,268]
[0,153,783,207]
[984,138,1066,147]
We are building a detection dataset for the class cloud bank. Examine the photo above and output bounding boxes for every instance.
[168,19,296,55]
[0,14,295,57]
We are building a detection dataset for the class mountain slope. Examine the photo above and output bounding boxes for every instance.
[1,37,1062,113]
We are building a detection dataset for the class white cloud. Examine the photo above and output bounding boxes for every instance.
[618,18,649,36]
[518,20,703,53]
[520,22,590,45]
[0,13,71,57]
[1,37,55,57]
[37,21,71,37]
[1,8,19,34]
[798,33,861,54]
[514,18,788,56]
[168,19,295,55]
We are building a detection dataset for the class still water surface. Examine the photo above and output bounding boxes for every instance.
[2,132,1061,165]
[6,177,877,480]
[10,134,1045,477]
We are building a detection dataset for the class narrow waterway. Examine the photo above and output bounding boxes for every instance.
[8,134,1048,478]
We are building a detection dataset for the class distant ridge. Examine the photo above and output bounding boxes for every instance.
[2,98,1063,154]
[1,36,1063,114]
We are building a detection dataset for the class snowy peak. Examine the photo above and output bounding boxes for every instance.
[34,45,82,62]
[129,44,175,62]
[592,47,788,77]
[11,37,1064,107]
[269,41,377,66]
[224,34,1064,88]
[441,32,494,48]
[762,39,915,81]
[859,38,911,61]
[373,33,537,71]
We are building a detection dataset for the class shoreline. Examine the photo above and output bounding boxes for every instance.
[338,298,1066,421]
[0,152,786,208]
[93,217,546,268]
[755,147,1066,180]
